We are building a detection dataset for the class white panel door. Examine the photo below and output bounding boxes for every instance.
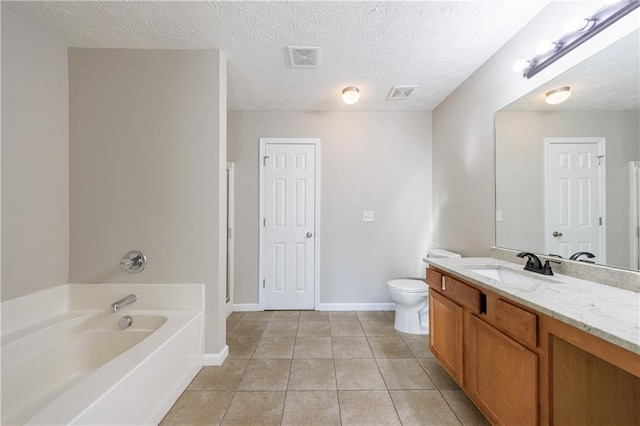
[264,144,316,309]
[546,139,604,261]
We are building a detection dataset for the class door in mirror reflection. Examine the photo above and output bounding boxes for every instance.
[545,138,605,262]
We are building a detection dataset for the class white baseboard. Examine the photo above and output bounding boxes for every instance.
[317,303,395,311]
[233,303,261,312]
[203,345,229,366]
[226,301,234,317]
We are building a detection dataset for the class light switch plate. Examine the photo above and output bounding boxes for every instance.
[496,210,503,222]
[363,211,374,222]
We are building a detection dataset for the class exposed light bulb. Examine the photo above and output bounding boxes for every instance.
[536,41,558,55]
[564,17,592,33]
[545,87,571,105]
[341,86,360,104]
[513,60,531,72]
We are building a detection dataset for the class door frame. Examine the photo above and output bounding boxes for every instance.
[226,162,235,317]
[630,161,640,269]
[543,137,606,261]
[258,138,321,311]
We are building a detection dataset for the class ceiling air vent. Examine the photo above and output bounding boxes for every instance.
[288,46,320,68]
[387,85,418,100]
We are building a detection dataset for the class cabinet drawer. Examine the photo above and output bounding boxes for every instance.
[444,277,480,315]
[494,298,538,348]
[426,268,443,290]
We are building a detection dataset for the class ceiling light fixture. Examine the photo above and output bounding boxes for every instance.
[515,0,639,79]
[342,86,360,104]
[545,86,571,105]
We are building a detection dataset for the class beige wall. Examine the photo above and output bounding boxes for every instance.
[68,48,227,353]
[228,112,432,306]
[495,111,639,269]
[1,5,69,301]
[432,1,638,257]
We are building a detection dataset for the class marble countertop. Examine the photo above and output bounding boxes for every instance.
[423,257,640,355]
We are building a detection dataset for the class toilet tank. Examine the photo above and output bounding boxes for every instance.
[428,248,462,259]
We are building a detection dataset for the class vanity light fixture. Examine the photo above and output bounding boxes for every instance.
[515,0,640,79]
[545,86,571,105]
[342,86,360,104]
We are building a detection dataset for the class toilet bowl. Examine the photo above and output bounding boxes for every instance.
[388,249,462,334]
[387,279,429,334]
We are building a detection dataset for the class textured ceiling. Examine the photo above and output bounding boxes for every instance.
[6,1,550,112]
[504,29,640,111]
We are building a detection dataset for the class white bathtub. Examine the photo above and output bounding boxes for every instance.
[1,284,204,425]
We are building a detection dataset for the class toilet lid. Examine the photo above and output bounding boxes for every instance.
[388,279,428,293]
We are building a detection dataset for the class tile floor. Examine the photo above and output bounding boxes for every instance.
[160,311,489,426]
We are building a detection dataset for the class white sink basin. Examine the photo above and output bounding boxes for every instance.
[466,267,556,291]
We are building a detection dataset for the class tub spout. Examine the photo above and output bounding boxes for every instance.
[110,294,137,312]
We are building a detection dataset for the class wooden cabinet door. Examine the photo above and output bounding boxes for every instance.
[467,313,538,426]
[429,290,464,385]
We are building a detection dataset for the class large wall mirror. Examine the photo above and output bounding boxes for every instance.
[495,29,639,271]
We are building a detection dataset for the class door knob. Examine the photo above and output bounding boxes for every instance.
[306,232,313,238]
[552,231,563,237]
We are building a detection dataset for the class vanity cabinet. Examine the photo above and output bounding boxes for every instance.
[428,290,464,384]
[466,312,537,426]
[426,266,640,426]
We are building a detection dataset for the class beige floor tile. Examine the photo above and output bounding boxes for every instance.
[237,358,291,391]
[188,360,249,390]
[228,320,267,337]
[226,318,241,333]
[330,320,365,336]
[270,311,301,321]
[332,337,373,358]
[329,311,358,321]
[252,337,295,359]
[440,390,490,426]
[384,311,396,321]
[263,321,298,337]
[297,320,330,337]
[226,336,260,359]
[356,311,388,321]
[239,311,273,321]
[377,358,436,389]
[390,390,462,425]
[293,336,333,358]
[335,358,386,390]
[160,390,233,426]
[221,391,285,425]
[418,358,460,389]
[368,336,414,359]
[361,320,398,336]
[338,391,401,425]
[403,335,435,358]
[288,358,337,390]
[282,391,341,426]
[227,312,243,322]
[300,311,329,321]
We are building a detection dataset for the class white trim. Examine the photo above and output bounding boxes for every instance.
[544,137,606,261]
[203,345,229,366]
[233,303,261,312]
[630,162,640,269]
[226,300,234,317]
[226,162,235,308]
[259,138,321,311]
[317,303,396,311]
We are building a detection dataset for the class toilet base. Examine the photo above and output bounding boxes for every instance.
[393,303,428,335]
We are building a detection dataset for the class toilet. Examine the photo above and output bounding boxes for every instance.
[387,249,462,334]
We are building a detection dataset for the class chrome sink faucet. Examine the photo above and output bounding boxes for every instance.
[110,294,137,312]
[517,252,560,276]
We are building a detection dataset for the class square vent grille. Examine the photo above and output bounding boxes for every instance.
[288,46,320,68]
[387,85,418,100]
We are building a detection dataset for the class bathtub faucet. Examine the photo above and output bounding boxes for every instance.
[110,294,137,312]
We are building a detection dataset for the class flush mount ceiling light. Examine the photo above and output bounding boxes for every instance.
[342,86,360,104]
[515,0,639,79]
[545,86,571,105]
